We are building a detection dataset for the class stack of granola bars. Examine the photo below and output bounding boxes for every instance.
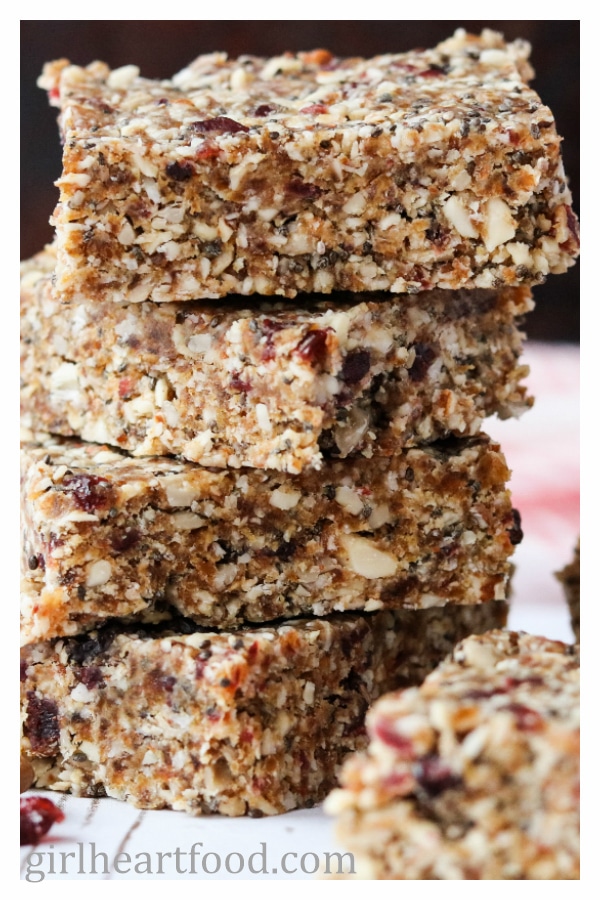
[20,30,579,816]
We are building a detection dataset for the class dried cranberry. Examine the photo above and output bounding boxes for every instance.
[299,103,329,115]
[381,770,414,795]
[190,117,250,135]
[287,179,323,199]
[503,675,544,689]
[341,349,371,385]
[195,657,208,680]
[464,687,507,700]
[260,318,286,361]
[261,319,285,337]
[76,666,105,690]
[195,140,220,160]
[25,694,60,755]
[110,528,141,553]
[508,509,523,546]
[231,372,251,393]
[61,474,114,514]
[373,719,415,758]
[408,265,432,290]
[414,755,462,796]
[166,160,194,181]
[247,642,259,666]
[294,328,330,366]
[503,703,544,732]
[253,104,276,117]
[118,377,135,399]
[420,64,448,78]
[20,796,65,845]
[408,343,437,382]
[149,671,177,693]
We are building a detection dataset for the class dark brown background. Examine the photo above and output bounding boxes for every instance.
[21,20,579,341]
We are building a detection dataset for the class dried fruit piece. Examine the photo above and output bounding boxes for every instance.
[190,116,250,135]
[61,473,114,513]
[24,693,60,755]
[294,328,330,366]
[20,796,65,845]
[341,349,371,385]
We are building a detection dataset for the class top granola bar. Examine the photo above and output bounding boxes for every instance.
[39,29,579,304]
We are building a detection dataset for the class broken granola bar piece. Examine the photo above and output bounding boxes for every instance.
[326,630,579,879]
[557,540,580,642]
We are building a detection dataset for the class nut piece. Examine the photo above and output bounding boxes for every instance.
[482,197,516,251]
[443,195,478,239]
[340,534,398,579]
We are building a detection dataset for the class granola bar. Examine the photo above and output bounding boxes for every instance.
[557,540,580,642]
[21,247,533,472]
[21,433,520,644]
[38,30,579,306]
[20,603,507,817]
[326,630,580,879]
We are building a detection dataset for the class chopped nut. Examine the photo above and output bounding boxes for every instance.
[443,196,478,239]
[340,534,398,579]
[270,488,302,510]
[482,197,516,252]
[85,560,112,588]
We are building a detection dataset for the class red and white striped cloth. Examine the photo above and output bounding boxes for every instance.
[488,341,579,642]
